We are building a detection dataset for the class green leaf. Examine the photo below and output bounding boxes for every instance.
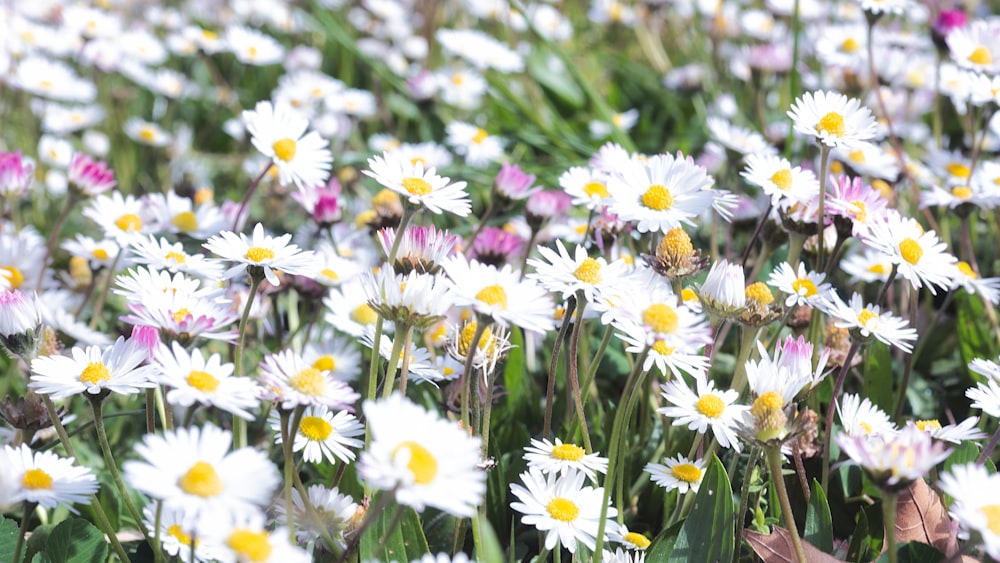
[874,541,946,563]
[805,479,833,553]
[956,293,999,375]
[845,509,870,563]
[23,523,55,563]
[669,455,735,562]
[34,518,107,563]
[0,517,19,563]
[644,519,683,560]
[527,48,585,110]
[864,341,894,413]
[359,502,429,562]
[474,516,506,563]
[503,327,527,412]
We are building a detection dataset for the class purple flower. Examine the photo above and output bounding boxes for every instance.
[495,163,540,201]
[0,151,34,196]
[469,227,524,268]
[67,152,115,196]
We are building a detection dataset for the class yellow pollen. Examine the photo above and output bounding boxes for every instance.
[624,532,651,549]
[751,391,784,418]
[951,186,973,200]
[868,263,886,275]
[194,188,214,206]
[139,126,157,142]
[80,361,111,385]
[172,308,191,323]
[957,262,977,279]
[643,303,679,334]
[186,370,220,392]
[574,258,603,284]
[472,128,489,144]
[312,355,336,372]
[792,278,818,297]
[898,238,923,265]
[583,181,609,199]
[641,184,674,211]
[372,188,401,208]
[452,73,464,85]
[850,200,868,223]
[178,461,223,497]
[848,149,866,163]
[392,441,438,484]
[350,303,378,325]
[546,497,580,522]
[245,246,275,263]
[201,29,218,40]
[551,443,586,461]
[658,227,694,259]
[475,284,508,309]
[115,213,143,233]
[227,529,272,562]
[409,157,427,167]
[91,248,109,261]
[745,282,774,305]
[816,112,846,138]
[22,468,53,490]
[695,394,725,418]
[670,463,703,483]
[681,288,697,302]
[914,419,942,432]
[165,251,187,264]
[652,340,675,356]
[857,308,878,327]
[967,46,993,66]
[167,525,195,547]
[981,505,1000,536]
[946,162,972,179]
[859,421,873,434]
[172,211,199,233]
[770,168,793,191]
[247,46,258,58]
[271,138,297,162]
[289,367,326,396]
[320,268,339,281]
[299,416,333,440]
[401,176,433,196]
[840,37,860,53]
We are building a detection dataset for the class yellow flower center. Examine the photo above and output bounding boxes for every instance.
[372,189,401,208]
[641,184,674,211]
[868,264,886,275]
[967,46,993,66]
[165,251,187,264]
[857,308,878,327]
[80,361,111,385]
[546,497,579,522]
[178,461,223,497]
[475,284,508,309]
[751,391,784,418]
[186,370,219,392]
[313,355,336,372]
[172,211,199,233]
[848,149,866,163]
[289,367,326,396]
[351,303,378,325]
[227,529,272,562]
[272,138,297,162]
[624,532,651,549]
[551,443,586,461]
[320,268,339,281]
[981,505,1000,536]
[696,394,725,418]
[770,168,793,191]
[658,227,695,260]
[401,176,432,196]
[167,524,195,547]
[792,278,818,297]
[957,261,977,279]
[392,441,438,484]
[816,112,846,138]
[22,468,53,490]
[681,288,697,302]
[115,213,143,232]
[652,340,675,356]
[583,181,609,198]
[898,238,922,265]
[914,419,941,432]
[951,186,973,200]
[0,266,25,289]
[745,282,774,305]
[91,248,109,261]
[670,463,703,483]
[299,416,333,440]
[459,322,495,357]
[946,162,971,179]
[472,128,489,144]
[859,421,873,434]
[139,126,157,142]
[573,258,603,284]
[850,200,868,223]
[194,188,214,206]
[172,308,192,323]
[245,246,275,263]
[643,303,679,334]
[840,37,860,53]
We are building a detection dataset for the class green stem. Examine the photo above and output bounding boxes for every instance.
[234,273,263,450]
[734,448,761,563]
[460,319,489,431]
[821,340,861,491]
[816,146,831,272]
[882,491,898,563]
[566,293,592,452]
[544,298,576,440]
[281,408,301,543]
[892,286,919,421]
[481,366,498,457]
[766,446,807,563]
[730,326,760,396]
[397,325,415,396]
[875,265,898,307]
[88,250,123,330]
[337,489,397,563]
[578,323,614,412]
[380,328,407,399]
[786,233,806,269]
[13,501,34,563]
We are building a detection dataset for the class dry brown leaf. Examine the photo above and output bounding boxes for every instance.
[893,479,959,558]
[744,526,841,563]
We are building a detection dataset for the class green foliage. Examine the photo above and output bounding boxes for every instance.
[0,517,19,563]
[873,542,946,563]
[31,518,107,563]
[805,479,833,554]
[359,503,430,562]
[863,341,894,414]
[649,455,735,562]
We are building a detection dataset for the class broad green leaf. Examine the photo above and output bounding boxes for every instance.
[503,327,527,411]
[644,520,683,560]
[359,502,429,562]
[23,523,55,563]
[846,509,870,563]
[0,517,18,563]
[874,541,946,563]
[805,479,833,553]
[474,516,506,563]
[944,440,981,471]
[527,48,585,110]
[35,518,107,563]
[669,455,735,562]
[864,341,894,413]
[956,293,999,375]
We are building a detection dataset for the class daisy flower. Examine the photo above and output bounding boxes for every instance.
[443,256,555,334]
[617,324,711,379]
[242,100,332,190]
[767,261,833,307]
[225,25,286,65]
[831,143,900,181]
[644,454,707,494]
[835,424,950,489]
[123,424,279,526]
[10,56,96,102]
[603,547,647,563]
[153,342,260,421]
[968,379,1000,419]
[863,210,956,295]
[5,444,98,511]
[0,151,34,197]
[841,248,893,284]
[204,223,318,286]
[363,152,470,216]
[67,152,116,196]
[324,278,387,338]
[950,261,1000,305]
[120,288,240,345]
[270,405,364,465]
[523,438,609,483]
[825,174,889,236]
[605,152,717,234]
[199,511,309,563]
[83,191,151,243]
[939,463,1000,561]
[130,235,225,280]
[146,190,229,240]
[970,357,1000,382]
[272,485,358,552]
[820,292,918,352]
[837,393,895,437]
[741,153,819,206]
[359,393,485,517]
[946,20,1000,74]
[697,259,746,318]
[913,417,986,444]
[788,90,877,149]
[658,375,748,452]
[142,504,222,563]
[0,289,40,356]
[258,349,360,410]
[528,240,629,304]
[362,269,454,328]
[510,467,617,554]
[608,523,651,551]
[706,117,776,158]
[30,336,157,400]
[62,235,120,270]
[445,121,505,168]
[124,118,172,147]
[302,335,363,383]
[559,166,611,210]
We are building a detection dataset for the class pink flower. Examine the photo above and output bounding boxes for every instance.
[469,227,524,267]
[0,151,34,196]
[495,163,540,202]
[67,152,115,196]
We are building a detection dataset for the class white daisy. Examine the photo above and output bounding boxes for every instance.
[5,444,98,511]
[129,235,225,280]
[837,393,895,437]
[124,118,172,147]
[272,485,358,552]
[204,223,319,286]
[153,342,260,421]
[741,153,820,206]
[820,292,918,352]
[605,152,717,234]
[644,454,707,494]
[199,510,309,563]
[788,90,878,149]
[443,255,555,334]
[767,261,834,307]
[523,438,609,483]
[939,462,1000,561]
[946,20,1000,75]
[658,374,748,452]
[835,424,950,488]
[559,166,611,210]
[83,191,151,243]
[258,349,360,410]
[968,379,1000,419]
[30,336,157,400]
[445,121,505,168]
[950,261,1000,305]
[363,151,471,217]
[242,100,332,190]
[913,417,987,444]
[270,405,364,465]
[528,240,630,304]
[862,210,957,295]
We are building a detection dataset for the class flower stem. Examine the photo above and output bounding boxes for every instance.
[734,448,761,563]
[281,406,304,543]
[13,501,34,563]
[566,292,592,452]
[88,250,123,330]
[397,325,415,396]
[978,425,1000,465]
[821,340,861,491]
[381,325,407,399]
[544,297,576,440]
[36,193,77,292]
[816,145,831,272]
[766,446,807,563]
[459,319,489,432]
[882,491,898,563]
[234,274,263,450]
[232,164,271,231]
[337,489,397,563]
